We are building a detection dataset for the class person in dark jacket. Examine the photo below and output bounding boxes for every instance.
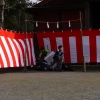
[50,45,64,71]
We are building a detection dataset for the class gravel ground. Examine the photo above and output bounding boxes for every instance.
[0,71,100,100]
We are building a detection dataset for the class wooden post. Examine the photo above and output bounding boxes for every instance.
[23,15,27,72]
[83,56,86,72]
[23,0,27,72]
[80,11,86,72]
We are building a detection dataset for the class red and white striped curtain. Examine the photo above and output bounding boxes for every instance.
[37,30,100,63]
[0,29,35,68]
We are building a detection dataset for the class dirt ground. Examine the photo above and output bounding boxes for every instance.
[0,71,100,100]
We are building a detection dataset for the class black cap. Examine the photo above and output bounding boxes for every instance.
[58,45,63,49]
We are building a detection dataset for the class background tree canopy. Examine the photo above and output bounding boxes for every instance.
[4,0,37,32]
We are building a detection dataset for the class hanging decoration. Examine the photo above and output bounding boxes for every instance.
[36,21,38,27]
[25,19,81,29]
[25,19,80,24]
[69,20,71,27]
[47,22,49,28]
[57,22,59,28]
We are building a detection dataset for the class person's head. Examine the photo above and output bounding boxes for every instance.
[40,47,45,51]
[58,45,63,51]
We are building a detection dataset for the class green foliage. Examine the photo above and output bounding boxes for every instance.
[4,0,34,32]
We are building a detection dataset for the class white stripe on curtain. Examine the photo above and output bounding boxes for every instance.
[96,36,100,62]
[56,37,63,49]
[69,37,77,63]
[82,36,90,63]
[43,38,51,52]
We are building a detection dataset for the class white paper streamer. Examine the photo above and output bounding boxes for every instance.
[57,22,59,28]
[36,22,38,27]
[69,20,71,27]
[47,22,49,28]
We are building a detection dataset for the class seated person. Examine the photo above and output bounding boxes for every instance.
[50,45,64,71]
[36,47,49,71]
[39,47,49,59]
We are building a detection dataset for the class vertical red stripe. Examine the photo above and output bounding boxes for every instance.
[37,33,44,50]
[63,34,71,63]
[75,31,83,63]
[89,34,97,62]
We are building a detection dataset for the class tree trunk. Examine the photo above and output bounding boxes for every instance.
[0,0,4,28]
[0,6,2,27]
